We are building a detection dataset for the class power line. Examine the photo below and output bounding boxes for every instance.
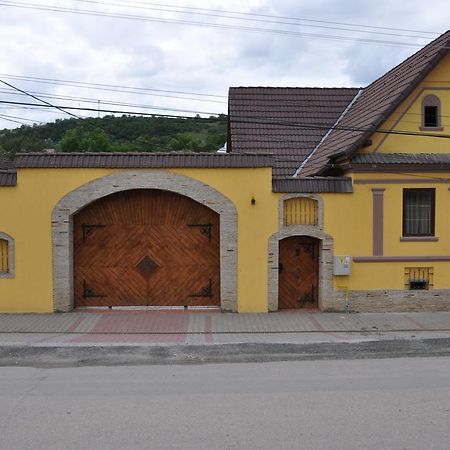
[2,89,443,127]
[0,79,158,142]
[0,104,89,118]
[3,75,450,122]
[0,88,224,116]
[0,73,225,99]
[0,115,29,125]
[2,99,450,142]
[71,0,440,41]
[110,0,438,36]
[230,116,450,140]
[0,74,227,104]
[0,113,45,123]
[0,0,438,49]
[0,99,220,119]
[0,79,83,120]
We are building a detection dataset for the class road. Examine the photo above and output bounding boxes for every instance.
[1,357,450,449]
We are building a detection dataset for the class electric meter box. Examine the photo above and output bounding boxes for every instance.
[334,256,351,275]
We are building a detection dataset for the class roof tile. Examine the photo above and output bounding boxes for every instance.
[300,30,450,176]
[14,152,273,169]
[228,87,360,176]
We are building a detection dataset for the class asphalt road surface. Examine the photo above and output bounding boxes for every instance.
[1,357,450,450]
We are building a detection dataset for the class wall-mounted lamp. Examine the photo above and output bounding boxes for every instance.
[251,196,256,205]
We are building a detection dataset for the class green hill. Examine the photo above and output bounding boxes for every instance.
[0,114,228,155]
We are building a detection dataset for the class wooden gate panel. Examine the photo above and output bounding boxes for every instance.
[74,267,149,307]
[278,236,319,309]
[73,189,220,307]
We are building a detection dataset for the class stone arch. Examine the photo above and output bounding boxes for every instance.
[268,193,332,311]
[52,171,237,312]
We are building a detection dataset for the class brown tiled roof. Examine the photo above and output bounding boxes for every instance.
[0,170,16,186]
[352,153,450,165]
[228,87,360,176]
[15,152,273,168]
[272,177,353,193]
[348,152,450,171]
[0,155,15,170]
[300,30,450,176]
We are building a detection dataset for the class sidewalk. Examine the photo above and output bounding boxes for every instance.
[2,310,450,346]
[2,310,450,366]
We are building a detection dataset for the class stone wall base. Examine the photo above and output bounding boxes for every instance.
[322,289,450,312]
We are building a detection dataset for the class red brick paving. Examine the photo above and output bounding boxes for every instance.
[70,333,187,344]
[86,312,190,333]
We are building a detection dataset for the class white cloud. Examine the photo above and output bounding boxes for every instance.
[0,0,448,128]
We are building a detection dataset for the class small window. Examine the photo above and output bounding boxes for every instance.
[284,197,318,226]
[421,95,441,129]
[403,189,435,237]
[404,267,433,290]
[424,106,438,128]
[0,233,14,278]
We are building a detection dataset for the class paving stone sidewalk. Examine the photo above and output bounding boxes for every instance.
[1,310,450,346]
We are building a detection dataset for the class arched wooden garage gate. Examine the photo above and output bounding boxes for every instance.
[73,189,220,307]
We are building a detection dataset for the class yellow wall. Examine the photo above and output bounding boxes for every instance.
[2,53,450,312]
[320,173,450,291]
[361,52,450,154]
[337,52,450,292]
[0,167,278,313]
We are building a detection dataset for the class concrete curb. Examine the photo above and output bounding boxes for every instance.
[2,338,450,367]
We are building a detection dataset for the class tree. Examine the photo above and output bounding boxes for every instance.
[58,128,112,152]
[81,128,111,152]
[58,128,83,152]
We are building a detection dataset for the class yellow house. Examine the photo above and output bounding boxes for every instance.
[1,30,450,313]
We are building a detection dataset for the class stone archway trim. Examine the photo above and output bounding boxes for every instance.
[268,226,333,311]
[268,193,333,311]
[52,170,238,312]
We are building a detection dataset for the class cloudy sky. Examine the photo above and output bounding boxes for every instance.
[0,0,449,129]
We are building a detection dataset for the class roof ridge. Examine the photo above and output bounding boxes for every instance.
[364,30,450,93]
[229,86,361,90]
[14,151,273,157]
[299,29,450,176]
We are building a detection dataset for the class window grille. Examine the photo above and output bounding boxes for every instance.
[284,197,318,226]
[403,188,435,236]
[404,267,433,290]
[0,239,8,273]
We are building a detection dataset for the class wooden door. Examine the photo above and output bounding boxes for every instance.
[278,236,319,309]
[73,189,220,307]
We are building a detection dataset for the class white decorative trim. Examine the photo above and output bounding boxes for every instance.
[294,88,364,176]
[51,171,238,312]
[0,232,14,279]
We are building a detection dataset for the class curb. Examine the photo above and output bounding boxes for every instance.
[1,338,450,367]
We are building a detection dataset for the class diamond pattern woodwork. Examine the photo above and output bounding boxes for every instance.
[136,256,160,279]
[73,189,220,307]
